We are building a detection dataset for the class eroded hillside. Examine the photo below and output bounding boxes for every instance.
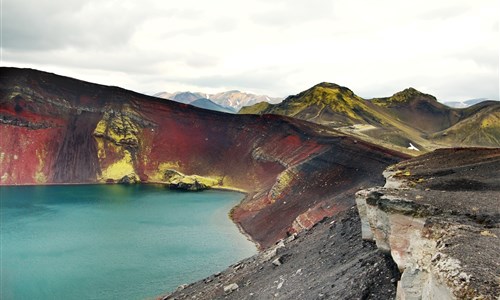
[0,67,407,248]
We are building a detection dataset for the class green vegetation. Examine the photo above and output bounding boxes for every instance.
[372,87,436,107]
[256,82,381,127]
[162,169,222,191]
[239,83,500,151]
[94,105,141,146]
[431,107,500,147]
[239,101,272,114]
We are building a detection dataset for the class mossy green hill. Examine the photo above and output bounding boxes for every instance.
[240,83,500,152]
[430,101,500,147]
[372,87,437,107]
[245,82,384,128]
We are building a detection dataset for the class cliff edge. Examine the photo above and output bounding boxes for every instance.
[356,148,500,299]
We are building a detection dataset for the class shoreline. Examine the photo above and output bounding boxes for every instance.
[228,191,263,251]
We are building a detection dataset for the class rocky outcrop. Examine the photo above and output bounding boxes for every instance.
[356,148,500,299]
[163,169,217,191]
[118,173,139,184]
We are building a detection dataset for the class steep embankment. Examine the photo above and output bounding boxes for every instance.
[0,67,407,248]
[356,148,500,299]
[240,84,500,151]
[162,208,400,300]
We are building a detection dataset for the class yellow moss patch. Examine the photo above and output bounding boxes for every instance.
[480,230,497,238]
[480,113,500,129]
[34,172,47,183]
[394,170,411,177]
[269,168,297,201]
[239,101,271,114]
[372,88,428,107]
[94,119,107,136]
[186,175,221,186]
[93,105,140,146]
[1,173,8,183]
[99,151,135,181]
[148,162,182,182]
[95,138,106,159]
[33,149,47,183]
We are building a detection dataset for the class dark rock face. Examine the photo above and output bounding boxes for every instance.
[118,174,138,184]
[357,148,500,299]
[0,67,407,248]
[52,112,102,183]
[161,208,400,300]
[167,180,209,191]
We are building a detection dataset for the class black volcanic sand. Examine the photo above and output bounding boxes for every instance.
[161,208,399,300]
[392,147,500,191]
[388,148,500,223]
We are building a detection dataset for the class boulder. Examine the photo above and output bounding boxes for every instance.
[223,283,239,294]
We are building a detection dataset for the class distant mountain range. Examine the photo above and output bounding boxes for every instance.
[443,98,491,108]
[154,90,282,113]
[240,82,500,151]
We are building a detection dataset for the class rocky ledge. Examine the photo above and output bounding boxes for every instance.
[162,169,219,191]
[356,148,500,299]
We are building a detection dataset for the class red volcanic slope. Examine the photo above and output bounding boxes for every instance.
[0,68,408,248]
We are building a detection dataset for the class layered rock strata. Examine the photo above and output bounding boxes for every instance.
[356,148,500,299]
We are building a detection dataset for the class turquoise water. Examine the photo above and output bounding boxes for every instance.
[0,185,256,300]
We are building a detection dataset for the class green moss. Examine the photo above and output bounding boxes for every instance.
[394,170,411,177]
[480,112,500,129]
[99,151,135,181]
[149,162,181,182]
[269,168,298,200]
[93,105,141,146]
[34,149,47,183]
[268,84,370,121]
[372,87,435,107]
[162,169,221,190]
[1,173,8,183]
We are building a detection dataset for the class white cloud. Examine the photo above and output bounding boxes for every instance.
[2,0,498,101]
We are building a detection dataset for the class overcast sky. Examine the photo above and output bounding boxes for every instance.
[2,0,499,101]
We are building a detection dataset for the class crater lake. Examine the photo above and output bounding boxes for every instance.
[0,184,256,299]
